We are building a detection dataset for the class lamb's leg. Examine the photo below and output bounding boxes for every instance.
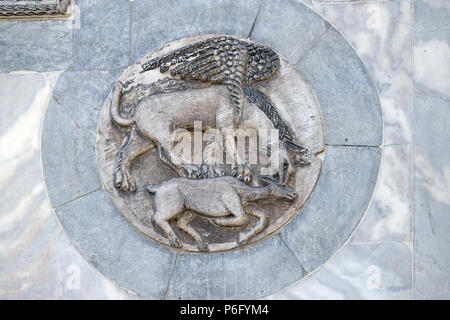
[177,212,208,251]
[212,194,248,227]
[153,212,182,248]
[238,205,268,244]
[114,127,155,192]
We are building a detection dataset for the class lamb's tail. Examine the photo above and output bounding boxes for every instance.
[110,81,136,127]
[146,184,159,194]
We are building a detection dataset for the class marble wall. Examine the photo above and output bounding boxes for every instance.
[0,0,448,299]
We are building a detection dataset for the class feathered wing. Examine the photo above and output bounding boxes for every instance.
[141,36,279,120]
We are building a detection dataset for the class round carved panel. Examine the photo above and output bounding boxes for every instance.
[96,35,325,252]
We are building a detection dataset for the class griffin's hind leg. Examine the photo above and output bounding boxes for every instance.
[114,127,155,192]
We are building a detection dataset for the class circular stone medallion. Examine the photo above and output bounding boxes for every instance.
[96,35,325,252]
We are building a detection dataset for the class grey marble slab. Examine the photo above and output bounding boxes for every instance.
[74,0,130,71]
[41,71,119,208]
[296,27,383,146]
[0,0,423,300]
[281,146,381,272]
[41,98,101,208]
[413,0,450,299]
[250,0,330,64]
[49,70,120,145]
[130,0,260,63]
[269,242,412,300]
[353,144,412,242]
[314,0,391,2]
[413,85,450,299]
[166,235,302,300]
[414,0,450,44]
[311,0,412,147]
[0,72,61,299]
[0,19,72,73]
[0,72,134,299]
[55,189,176,299]
[301,0,413,244]
[0,73,50,135]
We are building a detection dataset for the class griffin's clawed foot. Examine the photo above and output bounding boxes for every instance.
[232,164,252,184]
[114,168,136,192]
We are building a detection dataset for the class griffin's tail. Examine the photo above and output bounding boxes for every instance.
[243,85,293,142]
[110,81,136,127]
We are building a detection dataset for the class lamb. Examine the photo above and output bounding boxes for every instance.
[147,176,297,251]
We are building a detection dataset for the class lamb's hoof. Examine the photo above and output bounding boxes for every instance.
[114,169,136,192]
[170,236,183,248]
[237,233,250,245]
[197,241,209,252]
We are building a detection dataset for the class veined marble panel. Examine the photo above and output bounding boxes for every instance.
[267,242,412,300]
[305,0,413,243]
[0,72,132,299]
[413,0,450,299]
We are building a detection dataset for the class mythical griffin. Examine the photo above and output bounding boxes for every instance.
[110,36,310,192]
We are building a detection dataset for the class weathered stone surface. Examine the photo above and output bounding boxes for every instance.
[413,0,450,300]
[34,1,386,299]
[314,0,387,2]
[42,71,119,207]
[250,0,330,64]
[131,0,260,63]
[414,0,449,44]
[413,85,450,299]
[296,27,383,146]
[270,242,412,300]
[312,0,412,147]
[41,99,100,208]
[0,73,51,135]
[352,144,412,242]
[166,235,302,300]
[0,72,133,299]
[0,73,61,299]
[281,146,381,272]
[74,0,129,71]
[306,0,412,244]
[55,189,176,298]
[96,35,325,253]
[0,0,70,17]
[0,19,72,73]
[0,0,406,298]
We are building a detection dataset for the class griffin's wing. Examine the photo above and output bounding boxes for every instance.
[141,36,245,82]
[141,36,248,117]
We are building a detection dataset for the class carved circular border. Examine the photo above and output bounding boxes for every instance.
[41,0,382,299]
[95,34,325,253]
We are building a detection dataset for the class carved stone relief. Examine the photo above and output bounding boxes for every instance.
[96,35,325,252]
[0,0,69,17]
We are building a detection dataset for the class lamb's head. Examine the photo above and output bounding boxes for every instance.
[260,177,297,202]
